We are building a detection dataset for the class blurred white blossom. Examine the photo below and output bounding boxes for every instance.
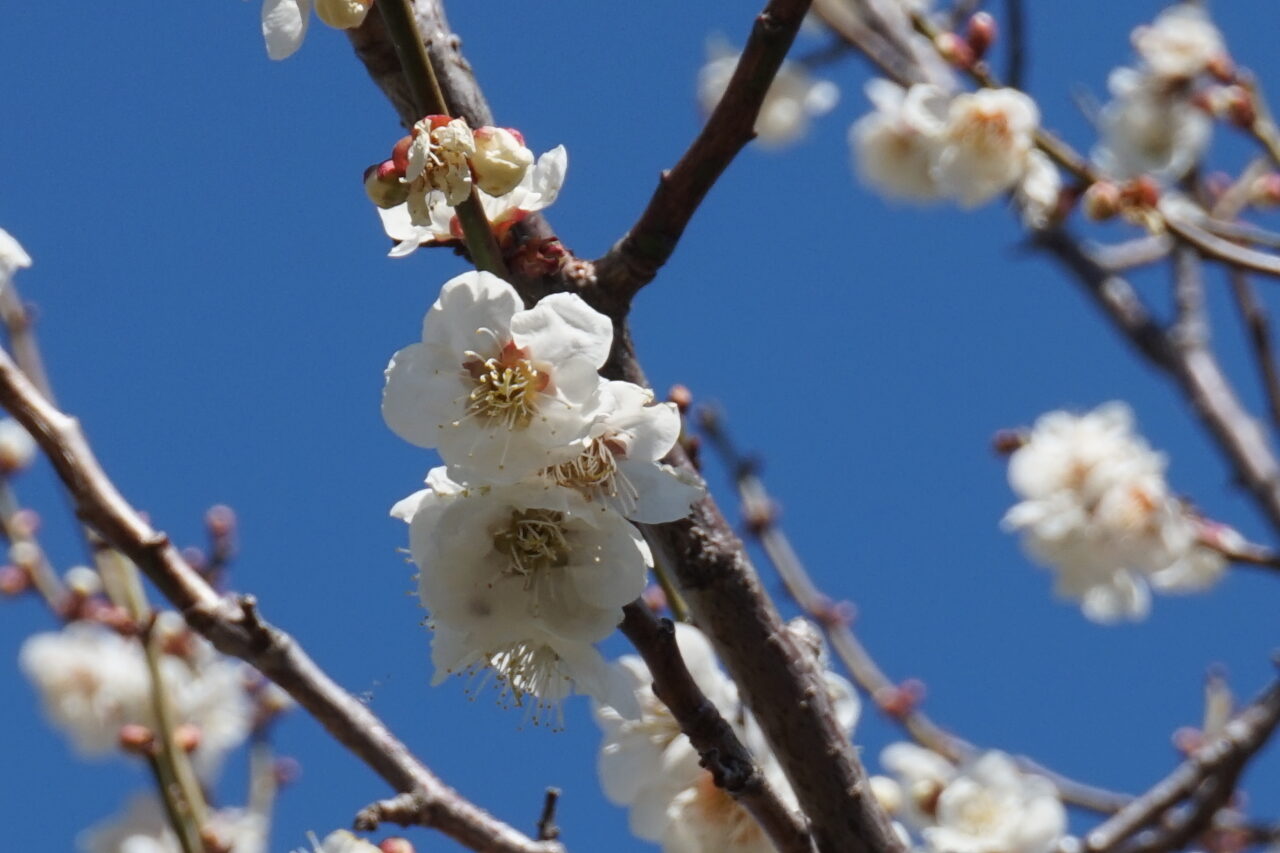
[0,227,32,288]
[850,80,949,201]
[1092,68,1211,182]
[260,0,370,59]
[698,38,839,148]
[935,89,1039,207]
[405,117,476,224]
[79,794,265,853]
[382,271,614,485]
[1002,403,1228,622]
[1132,4,1224,81]
[1016,150,1062,229]
[0,417,37,472]
[302,830,382,853]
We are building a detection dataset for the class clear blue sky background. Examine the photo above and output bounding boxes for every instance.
[2,1,1278,850]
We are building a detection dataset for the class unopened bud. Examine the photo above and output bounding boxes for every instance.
[380,840,415,853]
[9,541,40,571]
[274,756,302,786]
[1224,86,1257,128]
[1120,175,1161,210]
[992,429,1026,455]
[875,678,925,718]
[10,508,40,539]
[119,723,156,754]
[1082,181,1122,220]
[314,0,373,30]
[0,565,29,596]
[667,385,693,413]
[0,419,36,474]
[965,12,997,60]
[868,775,903,814]
[174,723,203,753]
[1250,173,1280,207]
[205,504,236,538]
[1172,725,1204,755]
[470,127,534,197]
[391,136,413,175]
[641,584,667,614]
[364,165,410,210]
[934,32,974,69]
[1206,53,1235,84]
[64,565,103,597]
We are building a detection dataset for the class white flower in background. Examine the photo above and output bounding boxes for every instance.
[1016,150,1062,229]
[404,117,476,224]
[1132,4,1224,81]
[471,127,535,197]
[1093,68,1211,182]
[850,80,949,201]
[20,621,252,767]
[302,830,382,853]
[79,794,266,853]
[393,471,650,719]
[698,38,839,148]
[880,742,957,830]
[379,145,568,258]
[935,88,1039,207]
[382,271,613,484]
[545,380,704,523]
[1002,403,1228,623]
[0,227,32,288]
[0,417,37,472]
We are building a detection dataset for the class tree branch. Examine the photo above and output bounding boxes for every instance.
[0,346,562,853]
[1083,679,1280,853]
[1228,269,1280,433]
[619,603,816,853]
[591,0,814,308]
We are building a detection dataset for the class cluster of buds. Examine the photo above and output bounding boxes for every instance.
[364,116,534,228]
[933,12,998,70]
[1082,176,1161,225]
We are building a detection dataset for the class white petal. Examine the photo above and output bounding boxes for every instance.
[261,0,311,60]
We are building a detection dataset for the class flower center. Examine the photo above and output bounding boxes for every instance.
[494,508,571,582]
[463,341,548,429]
[487,640,572,729]
[547,435,638,510]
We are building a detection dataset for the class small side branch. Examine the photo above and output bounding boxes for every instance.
[1228,269,1280,433]
[592,0,813,307]
[535,788,561,842]
[620,603,815,853]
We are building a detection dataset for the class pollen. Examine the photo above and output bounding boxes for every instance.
[494,508,571,582]
[462,341,549,429]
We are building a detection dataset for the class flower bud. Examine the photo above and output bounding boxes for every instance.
[119,723,156,755]
[470,127,534,197]
[9,541,40,572]
[868,775,903,814]
[667,384,693,414]
[391,136,413,175]
[364,164,410,210]
[380,840,415,853]
[1120,175,1161,210]
[174,723,203,753]
[1250,173,1280,207]
[64,565,103,597]
[10,508,39,539]
[314,0,372,30]
[0,564,29,596]
[0,418,36,474]
[1082,181,1122,220]
[1206,53,1235,84]
[965,12,997,60]
[934,32,974,69]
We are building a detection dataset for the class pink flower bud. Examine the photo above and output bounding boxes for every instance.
[1082,181,1122,220]
[380,840,416,853]
[934,32,974,69]
[174,723,203,753]
[364,166,410,210]
[0,565,29,596]
[966,12,997,60]
[119,723,156,754]
[391,136,413,174]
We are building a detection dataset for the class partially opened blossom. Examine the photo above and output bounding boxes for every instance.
[1132,4,1224,81]
[471,127,535,197]
[850,80,949,201]
[260,0,370,59]
[1002,403,1228,622]
[935,88,1039,207]
[80,794,266,853]
[404,116,476,224]
[393,471,650,720]
[379,145,568,257]
[0,227,32,287]
[1092,68,1211,182]
[545,380,704,523]
[382,271,613,484]
[698,38,839,148]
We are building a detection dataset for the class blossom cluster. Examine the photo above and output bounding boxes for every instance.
[1002,402,1234,623]
[364,116,567,258]
[260,0,373,60]
[873,743,1067,853]
[592,622,860,852]
[384,271,703,720]
[1092,5,1226,184]
[850,80,1060,224]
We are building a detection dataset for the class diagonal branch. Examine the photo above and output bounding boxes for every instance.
[591,0,814,308]
[0,346,562,853]
[619,603,816,853]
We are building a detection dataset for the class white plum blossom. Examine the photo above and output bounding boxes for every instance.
[302,830,382,853]
[0,227,32,288]
[471,127,535,197]
[594,623,859,851]
[698,38,839,148]
[382,271,614,484]
[393,470,650,720]
[0,417,37,472]
[1132,4,1224,81]
[260,0,370,59]
[79,794,266,853]
[545,380,704,523]
[19,621,252,769]
[379,145,568,258]
[850,80,949,201]
[1016,150,1062,230]
[935,88,1040,207]
[405,117,476,225]
[879,745,1066,853]
[1002,403,1229,623]
[1093,68,1211,182]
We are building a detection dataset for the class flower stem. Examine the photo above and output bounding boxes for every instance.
[377,0,508,278]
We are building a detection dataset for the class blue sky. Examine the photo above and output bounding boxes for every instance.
[2,1,1278,850]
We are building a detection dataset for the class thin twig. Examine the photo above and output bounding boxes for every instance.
[535,788,561,842]
[1165,215,1280,279]
[592,0,815,308]
[0,346,561,853]
[1089,236,1173,272]
[619,603,816,853]
[1083,680,1280,853]
[696,405,1135,815]
[1228,269,1280,433]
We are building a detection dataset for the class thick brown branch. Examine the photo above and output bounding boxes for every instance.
[1084,680,1280,853]
[619,603,816,853]
[0,348,561,853]
[591,0,813,307]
